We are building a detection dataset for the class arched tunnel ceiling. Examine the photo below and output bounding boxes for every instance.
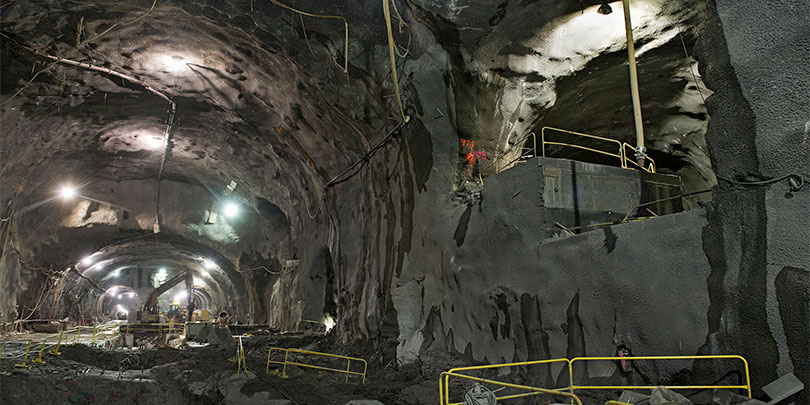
[1,0,710,326]
[58,236,249,320]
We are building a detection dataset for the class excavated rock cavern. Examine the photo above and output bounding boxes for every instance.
[0,0,807,404]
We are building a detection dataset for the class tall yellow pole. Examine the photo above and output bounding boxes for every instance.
[621,0,646,168]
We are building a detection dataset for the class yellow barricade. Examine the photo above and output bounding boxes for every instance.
[266,347,367,384]
[440,358,573,405]
[440,354,751,404]
[121,323,185,334]
[439,371,582,405]
[568,355,751,398]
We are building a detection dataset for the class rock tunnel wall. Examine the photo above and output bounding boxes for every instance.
[0,1,807,399]
[372,0,808,397]
[692,0,810,399]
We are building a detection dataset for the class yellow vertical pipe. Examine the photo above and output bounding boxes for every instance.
[15,341,32,367]
[33,340,47,364]
[621,0,646,167]
[50,331,64,355]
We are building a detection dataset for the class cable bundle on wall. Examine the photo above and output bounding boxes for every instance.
[382,0,409,123]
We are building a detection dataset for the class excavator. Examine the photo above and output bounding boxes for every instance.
[130,269,193,323]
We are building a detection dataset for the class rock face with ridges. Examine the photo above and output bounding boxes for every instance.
[0,0,807,403]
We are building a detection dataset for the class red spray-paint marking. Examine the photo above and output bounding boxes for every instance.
[113,389,117,397]
[67,390,70,397]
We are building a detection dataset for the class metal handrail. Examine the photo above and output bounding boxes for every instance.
[120,323,185,334]
[568,355,751,398]
[443,358,574,403]
[266,347,367,384]
[622,142,656,173]
[439,371,583,405]
[541,126,626,168]
[439,354,752,403]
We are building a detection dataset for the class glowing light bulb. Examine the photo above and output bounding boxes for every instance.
[81,256,94,266]
[202,259,215,270]
[223,202,239,218]
[59,185,76,199]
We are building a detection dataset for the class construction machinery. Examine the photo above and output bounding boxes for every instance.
[129,269,192,323]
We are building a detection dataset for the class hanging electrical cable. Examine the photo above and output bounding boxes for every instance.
[324,117,409,189]
[717,173,804,191]
[153,103,176,234]
[0,0,158,105]
[265,0,349,73]
[676,25,707,104]
[382,0,409,122]
[1,33,178,234]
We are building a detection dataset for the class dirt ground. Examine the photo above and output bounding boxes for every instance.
[0,332,448,404]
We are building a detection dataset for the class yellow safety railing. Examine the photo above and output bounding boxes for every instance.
[440,358,573,405]
[568,355,751,398]
[483,127,658,178]
[622,142,656,173]
[92,323,120,345]
[121,323,186,335]
[440,354,751,404]
[542,126,625,167]
[439,371,583,405]
[266,347,367,384]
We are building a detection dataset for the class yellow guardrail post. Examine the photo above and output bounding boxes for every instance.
[32,340,47,364]
[282,349,290,378]
[14,341,32,368]
[0,342,5,359]
[240,339,248,376]
[234,336,249,377]
[622,142,656,173]
[50,331,64,356]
